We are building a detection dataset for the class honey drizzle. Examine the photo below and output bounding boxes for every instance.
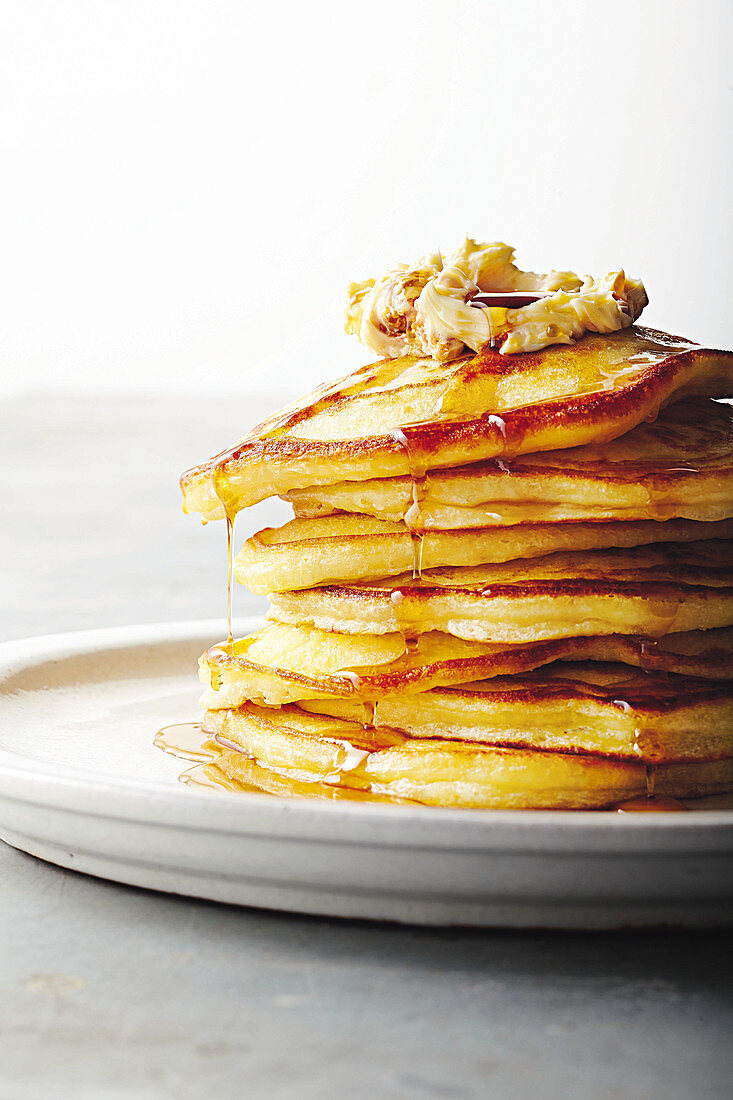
[212,727,401,798]
[390,427,427,579]
[638,637,659,671]
[614,795,688,813]
[179,762,239,790]
[321,739,373,789]
[154,722,217,762]
[211,456,240,651]
[154,724,287,795]
[389,404,515,579]
[335,668,378,732]
[156,725,709,812]
[487,413,508,445]
[225,516,235,645]
[644,599,682,639]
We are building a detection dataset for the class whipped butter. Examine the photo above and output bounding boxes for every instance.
[345,239,648,362]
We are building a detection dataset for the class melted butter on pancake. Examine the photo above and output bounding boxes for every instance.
[346,238,647,362]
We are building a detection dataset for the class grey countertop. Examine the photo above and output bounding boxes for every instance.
[1,393,732,1100]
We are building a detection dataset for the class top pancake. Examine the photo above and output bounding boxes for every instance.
[181,326,733,520]
[284,397,733,528]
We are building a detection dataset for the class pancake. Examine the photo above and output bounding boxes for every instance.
[181,327,733,521]
[204,700,733,809]
[234,512,733,593]
[267,539,733,642]
[199,622,733,708]
[299,663,733,764]
[284,397,733,528]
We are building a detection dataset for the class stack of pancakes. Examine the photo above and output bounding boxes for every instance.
[181,326,733,809]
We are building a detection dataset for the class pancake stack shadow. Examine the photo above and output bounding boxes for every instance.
[181,327,733,809]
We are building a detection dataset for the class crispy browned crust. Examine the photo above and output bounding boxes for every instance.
[203,626,733,698]
[304,579,733,604]
[204,634,582,697]
[286,398,733,501]
[209,329,712,452]
[235,514,733,593]
[432,668,733,714]
[180,327,733,517]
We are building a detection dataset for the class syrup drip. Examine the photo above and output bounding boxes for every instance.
[225,516,234,645]
[614,795,688,813]
[389,403,516,576]
[206,643,234,692]
[335,668,378,730]
[384,588,424,667]
[363,700,377,730]
[154,723,249,793]
[180,762,238,790]
[212,727,401,798]
[645,498,679,522]
[471,291,548,310]
[229,749,396,803]
[337,669,363,693]
[211,456,240,652]
[645,764,657,799]
[629,721,664,764]
[299,722,407,791]
[154,722,217,762]
[322,741,372,788]
[390,427,427,579]
[642,483,686,522]
[487,413,508,443]
[487,412,521,465]
[410,526,425,581]
[155,725,717,812]
[638,637,659,670]
[644,600,682,638]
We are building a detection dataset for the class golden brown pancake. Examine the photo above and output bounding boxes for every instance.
[181,327,733,521]
[267,539,733,642]
[284,397,733,528]
[199,622,733,707]
[300,662,733,764]
[204,697,733,809]
[234,512,733,593]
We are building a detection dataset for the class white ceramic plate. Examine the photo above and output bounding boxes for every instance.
[0,619,731,928]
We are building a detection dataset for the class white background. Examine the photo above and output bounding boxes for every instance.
[1,0,731,401]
